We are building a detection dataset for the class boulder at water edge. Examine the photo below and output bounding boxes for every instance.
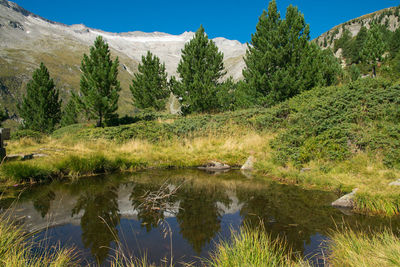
[198,161,231,171]
[331,188,359,209]
[241,156,255,171]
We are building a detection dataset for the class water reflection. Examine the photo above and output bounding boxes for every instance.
[130,183,177,232]
[2,170,400,266]
[33,189,55,218]
[71,185,120,264]
[176,182,231,253]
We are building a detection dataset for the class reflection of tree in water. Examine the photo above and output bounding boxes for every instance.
[176,183,231,254]
[130,183,177,232]
[71,185,120,265]
[33,190,55,218]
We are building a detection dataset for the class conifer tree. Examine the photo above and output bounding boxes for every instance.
[361,24,386,78]
[389,28,400,57]
[61,99,78,126]
[171,25,226,114]
[75,36,121,127]
[350,26,368,63]
[130,51,169,111]
[18,62,61,133]
[242,0,281,104]
[242,0,340,106]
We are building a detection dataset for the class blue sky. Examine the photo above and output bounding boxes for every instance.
[12,0,399,43]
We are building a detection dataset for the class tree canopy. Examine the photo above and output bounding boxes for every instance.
[242,0,340,106]
[18,62,61,133]
[360,24,386,77]
[171,25,226,114]
[75,36,121,127]
[130,51,169,111]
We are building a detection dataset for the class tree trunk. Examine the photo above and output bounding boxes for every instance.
[372,65,376,78]
[97,111,103,127]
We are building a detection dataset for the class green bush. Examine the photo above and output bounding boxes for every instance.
[271,78,400,167]
[51,123,88,139]
[11,129,44,141]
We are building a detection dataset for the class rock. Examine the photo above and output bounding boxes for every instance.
[198,161,230,171]
[32,153,48,158]
[241,156,255,171]
[300,168,311,173]
[389,179,400,186]
[331,188,359,209]
[6,154,23,161]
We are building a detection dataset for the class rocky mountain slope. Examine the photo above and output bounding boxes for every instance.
[0,0,246,115]
[315,5,400,50]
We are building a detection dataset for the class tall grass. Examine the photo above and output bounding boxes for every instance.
[0,162,53,183]
[0,215,77,266]
[355,193,400,216]
[329,228,400,266]
[206,225,309,267]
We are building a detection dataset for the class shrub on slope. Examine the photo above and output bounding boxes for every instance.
[270,78,400,167]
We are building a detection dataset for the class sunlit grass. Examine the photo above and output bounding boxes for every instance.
[3,126,400,216]
[206,225,309,267]
[329,228,400,267]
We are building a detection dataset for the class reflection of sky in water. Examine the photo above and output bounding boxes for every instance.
[304,233,328,267]
[8,170,400,266]
[32,213,244,266]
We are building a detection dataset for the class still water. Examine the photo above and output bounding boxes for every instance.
[2,169,399,266]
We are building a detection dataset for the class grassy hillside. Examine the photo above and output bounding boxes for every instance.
[0,36,139,116]
[2,77,400,216]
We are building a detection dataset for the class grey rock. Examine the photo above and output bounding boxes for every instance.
[32,153,48,158]
[389,179,400,186]
[241,156,254,171]
[300,168,311,173]
[9,20,23,30]
[6,154,23,160]
[198,161,230,171]
[332,188,359,209]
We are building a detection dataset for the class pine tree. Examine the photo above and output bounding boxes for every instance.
[17,62,61,133]
[171,25,226,114]
[61,99,78,127]
[75,36,121,127]
[361,24,386,77]
[389,28,400,58]
[350,26,368,63]
[242,0,281,104]
[130,51,169,111]
[334,29,356,63]
[242,0,340,106]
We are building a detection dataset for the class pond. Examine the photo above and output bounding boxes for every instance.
[1,169,399,266]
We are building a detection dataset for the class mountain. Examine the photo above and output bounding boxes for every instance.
[0,0,246,115]
[315,6,400,51]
